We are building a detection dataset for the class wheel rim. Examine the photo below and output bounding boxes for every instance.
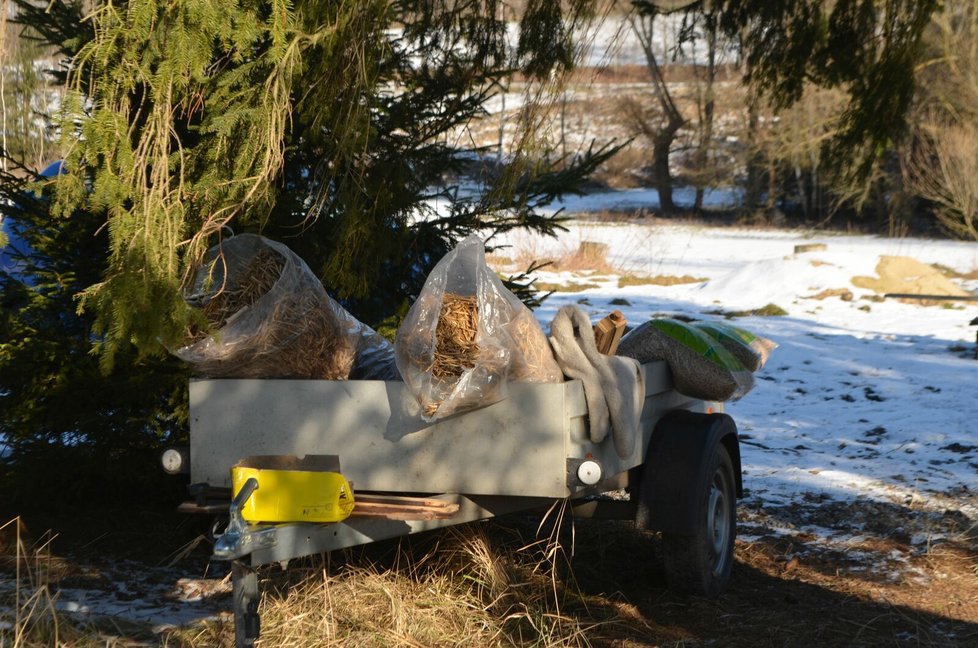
[706,469,732,577]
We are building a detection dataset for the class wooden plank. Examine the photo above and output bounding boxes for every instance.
[354,493,457,509]
[884,293,978,301]
[351,500,460,521]
[794,243,827,254]
[594,310,626,354]
[177,501,228,515]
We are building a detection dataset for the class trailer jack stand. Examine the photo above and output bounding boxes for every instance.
[232,560,260,647]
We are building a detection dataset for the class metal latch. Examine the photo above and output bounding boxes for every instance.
[213,477,277,560]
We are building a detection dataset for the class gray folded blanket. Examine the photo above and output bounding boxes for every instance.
[548,305,644,459]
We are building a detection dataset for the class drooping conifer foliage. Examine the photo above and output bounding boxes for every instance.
[0,0,611,475]
[0,160,189,508]
[32,0,610,368]
[634,0,940,179]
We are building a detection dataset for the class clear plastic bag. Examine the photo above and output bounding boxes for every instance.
[174,234,398,380]
[395,234,562,421]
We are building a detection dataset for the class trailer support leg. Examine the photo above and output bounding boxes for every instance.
[232,559,260,648]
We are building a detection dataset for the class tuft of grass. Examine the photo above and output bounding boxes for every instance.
[618,274,706,288]
[806,288,853,301]
[178,520,614,648]
[507,238,617,276]
[708,303,788,318]
[534,281,601,293]
[0,518,109,648]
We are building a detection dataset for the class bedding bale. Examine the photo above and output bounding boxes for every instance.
[395,235,561,421]
[617,318,753,401]
[175,234,398,380]
[507,308,563,383]
[692,320,777,372]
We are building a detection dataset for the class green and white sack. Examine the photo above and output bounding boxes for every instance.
[692,321,777,373]
[618,318,754,401]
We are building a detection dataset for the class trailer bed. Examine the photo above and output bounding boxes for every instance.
[189,360,712,499]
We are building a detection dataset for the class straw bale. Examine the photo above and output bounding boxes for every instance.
[179,241,357,380]
[508,309,562,382]
[431,293,480,378]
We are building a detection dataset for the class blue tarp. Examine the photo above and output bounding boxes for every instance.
[1,160,64,284]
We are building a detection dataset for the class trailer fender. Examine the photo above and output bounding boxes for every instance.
[635,410,742,535]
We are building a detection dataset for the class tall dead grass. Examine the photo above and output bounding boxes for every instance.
[2,514,639,646]
[0,518,107,648]
[163,513,629,647]
[229,522,598,647]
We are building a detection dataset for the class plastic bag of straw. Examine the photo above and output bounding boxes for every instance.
[395,234,562,421]
[617,318,754,402]
[691,321,777,373]
[174,234,399,380]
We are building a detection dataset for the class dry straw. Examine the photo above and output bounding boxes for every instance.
[181,245,356,380]
[188,247,284,340]
[430,293,480,379]
[411,292,514,418]
[509,309,563,382]
[402,292,561,417]
[186,522,603,647]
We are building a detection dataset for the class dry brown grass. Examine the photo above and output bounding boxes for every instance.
[6,509,977,647]
[161,520,608,647]
[534,281,602,293]
[521,242,616,276]
[618,274,706,288]
[0,518,110,648]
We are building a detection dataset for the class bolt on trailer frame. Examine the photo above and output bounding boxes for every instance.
[183,360,739,646]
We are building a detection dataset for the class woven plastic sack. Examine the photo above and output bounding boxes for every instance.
[174,234,399,380]
[395,234,562,421]
[617,318,754,401]
[692,321,777,372]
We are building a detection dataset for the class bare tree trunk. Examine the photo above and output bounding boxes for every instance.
[694,10,718,212]
[1,0,9,173]
[629,9,686,214]
[744,94,762,210]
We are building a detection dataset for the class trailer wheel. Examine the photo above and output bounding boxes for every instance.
[660,442,736,597]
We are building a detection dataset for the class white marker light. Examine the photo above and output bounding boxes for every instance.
[577,460,602,486]
[161,448,187,474]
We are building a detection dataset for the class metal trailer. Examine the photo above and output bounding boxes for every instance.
[179,360,743,647]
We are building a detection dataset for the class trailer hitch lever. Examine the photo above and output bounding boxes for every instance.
[212,477,277,560]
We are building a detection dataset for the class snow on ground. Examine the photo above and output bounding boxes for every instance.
[0,558,232,636]
[493,220,978,549]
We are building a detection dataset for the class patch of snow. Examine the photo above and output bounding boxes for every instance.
[494,219,978,553]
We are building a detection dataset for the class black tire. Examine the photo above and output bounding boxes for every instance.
[660,442,736,597]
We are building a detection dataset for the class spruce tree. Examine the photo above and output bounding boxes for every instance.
[30,0,611,366]
[1,0,613,471]
[0,160,189,509]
